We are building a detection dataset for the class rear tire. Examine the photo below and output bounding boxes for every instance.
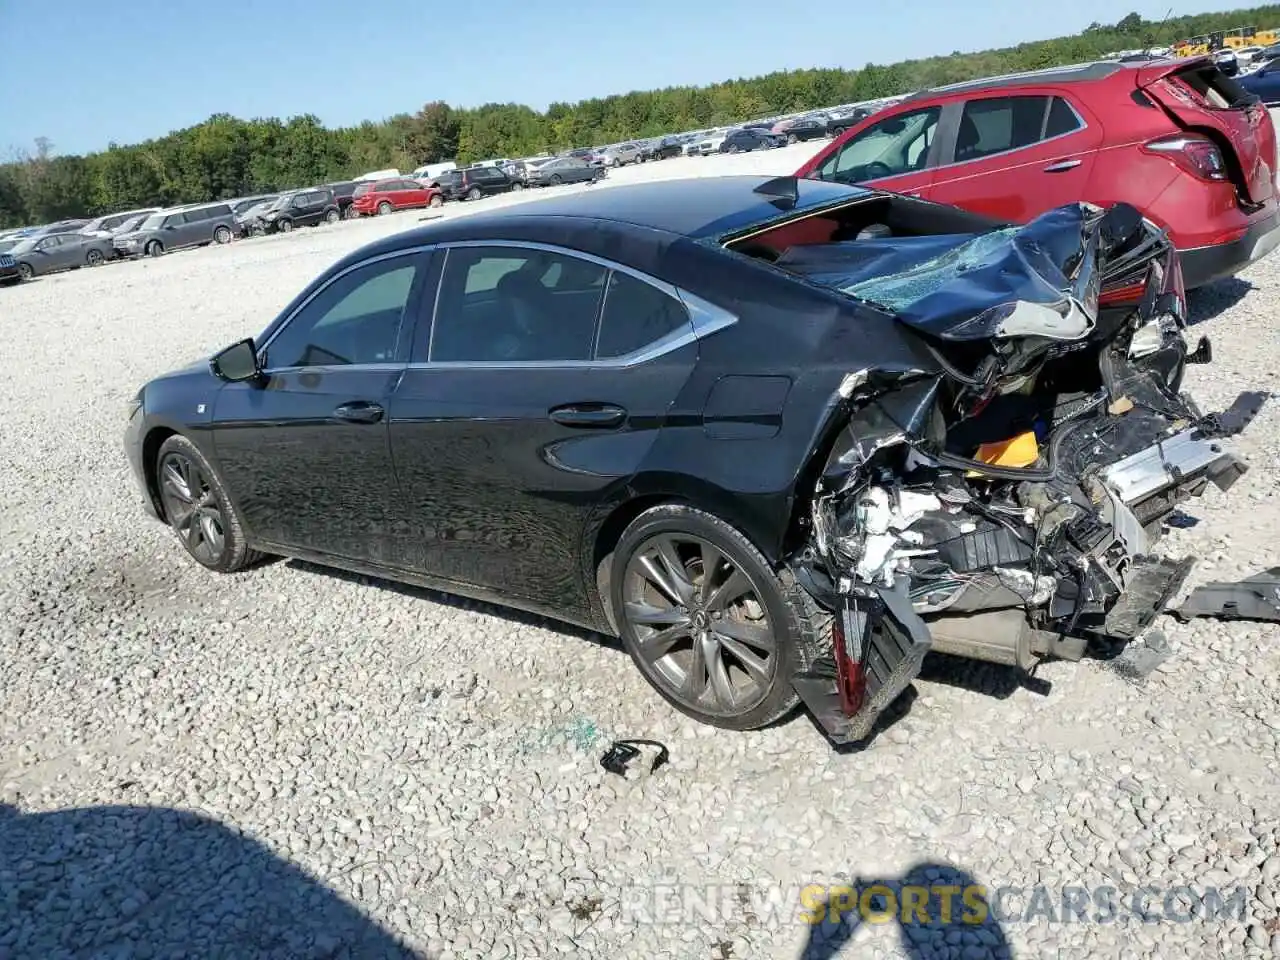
[155,434,261,574]
[345,206,360,220]
[610,504,827,731]
[466,187,482,201]
[377,201,393,215]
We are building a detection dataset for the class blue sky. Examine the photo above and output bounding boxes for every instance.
[0,0,1241,157]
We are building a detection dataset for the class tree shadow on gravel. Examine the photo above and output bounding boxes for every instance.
[798,862,1011,960]
[1185,276,1254,327]
[0,802,428,959]
[283,558,618,650]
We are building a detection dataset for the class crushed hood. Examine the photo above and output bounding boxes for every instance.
[774,203,1142,342]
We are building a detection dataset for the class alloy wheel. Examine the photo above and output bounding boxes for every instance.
[18,262,33,280]
[158,452,226,565]
[622,533,777,717]
[86,249,104,266]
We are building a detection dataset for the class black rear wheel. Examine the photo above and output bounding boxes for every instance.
[611,504,825,730]
[155,434,260,573]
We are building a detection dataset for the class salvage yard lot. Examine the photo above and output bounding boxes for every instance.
[2,137,1279,959]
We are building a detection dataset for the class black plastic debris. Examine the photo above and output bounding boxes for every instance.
[600,739,670,777]
[1109,629,1173,685]
[1172,567,1280,624]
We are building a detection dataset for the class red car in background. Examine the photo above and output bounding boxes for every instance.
[349,178,443,216]
[795,56,1280,289]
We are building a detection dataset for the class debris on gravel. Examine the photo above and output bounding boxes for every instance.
[0,142,1277,959]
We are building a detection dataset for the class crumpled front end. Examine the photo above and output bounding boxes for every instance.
[785,202,1266,745]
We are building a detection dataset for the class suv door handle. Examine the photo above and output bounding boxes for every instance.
[333,401,384,424]
[548,403,627,428]
[1043,159,1083,173]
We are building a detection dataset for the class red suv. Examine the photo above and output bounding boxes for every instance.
[795,57,1280,289]
[350,178,443,216]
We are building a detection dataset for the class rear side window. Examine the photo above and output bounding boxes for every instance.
[955,96,1051,161]
[429,246,608,362]
[595,271,691,360]
[1045,97,1083,138]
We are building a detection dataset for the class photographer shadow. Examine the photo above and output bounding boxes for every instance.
[799,862,1011,960]
[0,802,426,959]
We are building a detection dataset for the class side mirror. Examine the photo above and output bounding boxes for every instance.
[210,338,261,382]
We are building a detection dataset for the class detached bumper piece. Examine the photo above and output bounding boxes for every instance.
[793,585,931,745]
[1172,568,1280,624]
[1103,555,1195,639]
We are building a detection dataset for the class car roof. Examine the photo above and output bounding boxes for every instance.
[406,175,875,241]
[902,58,1161,101]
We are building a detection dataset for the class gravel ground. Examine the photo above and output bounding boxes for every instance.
[1,135,1279,960]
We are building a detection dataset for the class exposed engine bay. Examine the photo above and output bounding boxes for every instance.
[748,198,1268,745]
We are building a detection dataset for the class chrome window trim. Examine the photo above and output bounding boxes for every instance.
[933,95,1087,172]
[257,245,436,373]
[417,239,738,370]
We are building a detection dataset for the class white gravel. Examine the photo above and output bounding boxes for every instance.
[1,136,1279,960]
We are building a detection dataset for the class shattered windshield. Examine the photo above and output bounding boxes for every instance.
[775,204,1102,340]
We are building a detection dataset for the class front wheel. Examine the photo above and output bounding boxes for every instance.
[345,206,360,220]
[85,248,105,266]
[155,434,260,573]
[610,504,824,730]
[324,208,340,223]
[511,182,524,191]
[146,241,164,257]
[787,133,798,145]
[429,194,443,207]
[213,225,232,244]
[277,218,294,233]
[17,262,33,280]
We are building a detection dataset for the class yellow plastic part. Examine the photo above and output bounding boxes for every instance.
[974,431,1040,468]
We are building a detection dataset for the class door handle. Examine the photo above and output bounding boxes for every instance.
[1043,159,1083,173]
[548,403,627,428]
[333,401,384,424]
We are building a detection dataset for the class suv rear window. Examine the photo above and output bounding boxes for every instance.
[956,96,1052,161]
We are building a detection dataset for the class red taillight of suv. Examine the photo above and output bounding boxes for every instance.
[1142,134,1229,182]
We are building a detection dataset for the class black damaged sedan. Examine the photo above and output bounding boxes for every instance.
[125,175,1261,744]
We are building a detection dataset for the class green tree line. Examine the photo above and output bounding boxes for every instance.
[3,6,1279,228]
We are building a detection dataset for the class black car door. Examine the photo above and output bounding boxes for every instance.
[293,192,320,225]
[210,250,432,564]
[387,242,702,618]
